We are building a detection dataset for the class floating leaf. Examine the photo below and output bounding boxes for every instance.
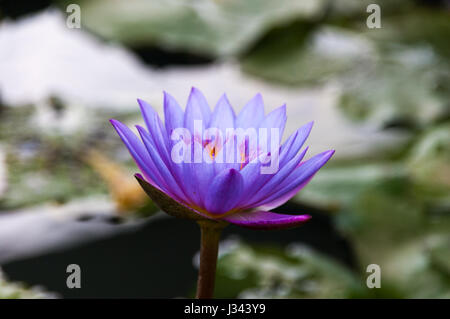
[57,0,325,56]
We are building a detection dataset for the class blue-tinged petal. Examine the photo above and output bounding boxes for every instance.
[258,104,287,146]
[137,103,192,201]
[239,160,262,189]
[224,211,311,230]
[258,175,314,211]
[137,125,189,203]
[192,161,216,207]
[137,99,171,164]
[211,136,240,175]
[163,91,184,138]
[254,150,335,208]
[135,173,213,220]
[236,93,265,129]
[204,168,244,215]
[235,151,270,207]
[279,121,313,166]
[209,94,235,133]
[184,87,212,134]
[109,119,168,193]
[244,147,309,208]
[177,139,203,205]
[137,99,167,140]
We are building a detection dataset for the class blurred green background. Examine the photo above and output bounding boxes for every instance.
[0,0,449,298]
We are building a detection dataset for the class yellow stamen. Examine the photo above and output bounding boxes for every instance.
[240,152,246,170]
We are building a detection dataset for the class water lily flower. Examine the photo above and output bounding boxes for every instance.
[110,87,334,298]
[110,88,334,228]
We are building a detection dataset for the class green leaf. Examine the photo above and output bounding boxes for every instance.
[215,238,369,298]
[57,0,325,56]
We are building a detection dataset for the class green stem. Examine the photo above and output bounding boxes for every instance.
[196,220,225,299]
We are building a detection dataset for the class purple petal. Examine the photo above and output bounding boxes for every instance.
[279,121,313,166]
[224,211,311,230]
[235,152,271,207]
[209,93,235,133]
[236,142,308,208]
[193,161,216,206]
[180,164,201,205]
[236,93,265,129]
[136,125,189,203]
[109,119,167,193]
[135,173,212,220]
[258,104,287,143]
[243,147,309,208]
[258,175,314,211]
[178,139,208,205]
[137,99,168,139]
[137,98,170,163]
[184,87,212,134]
[163,91,184,138]
[204,168,244,215]
[239,161,262,191]
[254,150,335,208]
[135,104,191,204]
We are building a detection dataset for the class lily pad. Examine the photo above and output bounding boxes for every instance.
[242,26,376,85]
[214,237,395,298]
[56,0,325,56]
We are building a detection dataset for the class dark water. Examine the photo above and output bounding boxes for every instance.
[3,202,356,298]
